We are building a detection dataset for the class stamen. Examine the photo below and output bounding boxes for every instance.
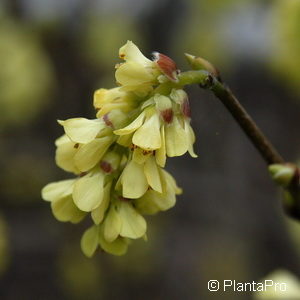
[152,52,179,82]
[142,150,153,155]
[182,98,191,118]
[119,196,130,202]
[100,161,113,173]
[103,114,114,128]
[130,144,137,151]
[161,108,174,123]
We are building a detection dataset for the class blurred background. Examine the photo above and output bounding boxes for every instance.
[1,0,300,299]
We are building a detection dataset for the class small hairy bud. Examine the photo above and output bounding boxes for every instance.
[268,163,298,187]
[153,52,179,82]
[184,53,221,81]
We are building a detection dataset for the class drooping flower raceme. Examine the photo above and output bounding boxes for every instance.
[42,41,197,256]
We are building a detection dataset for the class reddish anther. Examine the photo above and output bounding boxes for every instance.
[182,98,191,118]
[119,196,130,202]
[103,114,114,128]
[100,161,113,173]
[161,108,174,123]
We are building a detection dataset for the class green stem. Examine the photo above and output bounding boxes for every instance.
[153,70,211,96]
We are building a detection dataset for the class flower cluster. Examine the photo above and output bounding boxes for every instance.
[42,41,197,256]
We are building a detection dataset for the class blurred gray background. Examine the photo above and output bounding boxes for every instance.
[1,0,300,299]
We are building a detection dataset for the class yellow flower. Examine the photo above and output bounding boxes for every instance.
[134,169,182,215]
[72,171,107,212]
[57,111,128,173]
[114,89,197,167]
[42,170,107,215]
[42,179,86,223]
[55,132,114,174]
[81,225,129,257]
[81,197,147,257]
[55,134,81,174]
[115,153,182,201]
[115,155,163,199]
[42,41,199,257]
[93,87,138,117]
[73,151,121,212]
[115,41,160,95]
[103,198,147,241]
[58,117,107,144]
[43,150,122,215]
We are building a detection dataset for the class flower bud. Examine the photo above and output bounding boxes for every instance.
[153,52,179,82]
[268,163,297,187]
[184,53,220,80]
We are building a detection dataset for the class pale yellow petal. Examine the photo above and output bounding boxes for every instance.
[73,172,105,212]
[58,118,105,144]
[118,201,147,239]
[81,225,99,257]
[185,120,198,158]
[135,169,180,215]
[154,94,172,111]
[161,169,182,195]
[94,87,125,109]
[55,134,70,146]
[98,226,128,256]
[116,133,133,147]
[141,97,155,110]
[165,117,188,157]
[155,126,166,167]
[97,102,131,117]
[51,195,86,223]
[104,205,122,242]
[115,61,154,86]
[132,148,151,164]
[93,88,107,109]
[132,113,161,150]
[74,137,113,172]
[55,138,80,174]
[119,83,153,95]
[119,41,153,66]
[91,182,112,224]
[144,156,162,193]
[134,191,160,215]
[170,89,188,105]
[42,179,75,202]
[135,189,175,215]
[121,160,148,199]
[114,111,145,135]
